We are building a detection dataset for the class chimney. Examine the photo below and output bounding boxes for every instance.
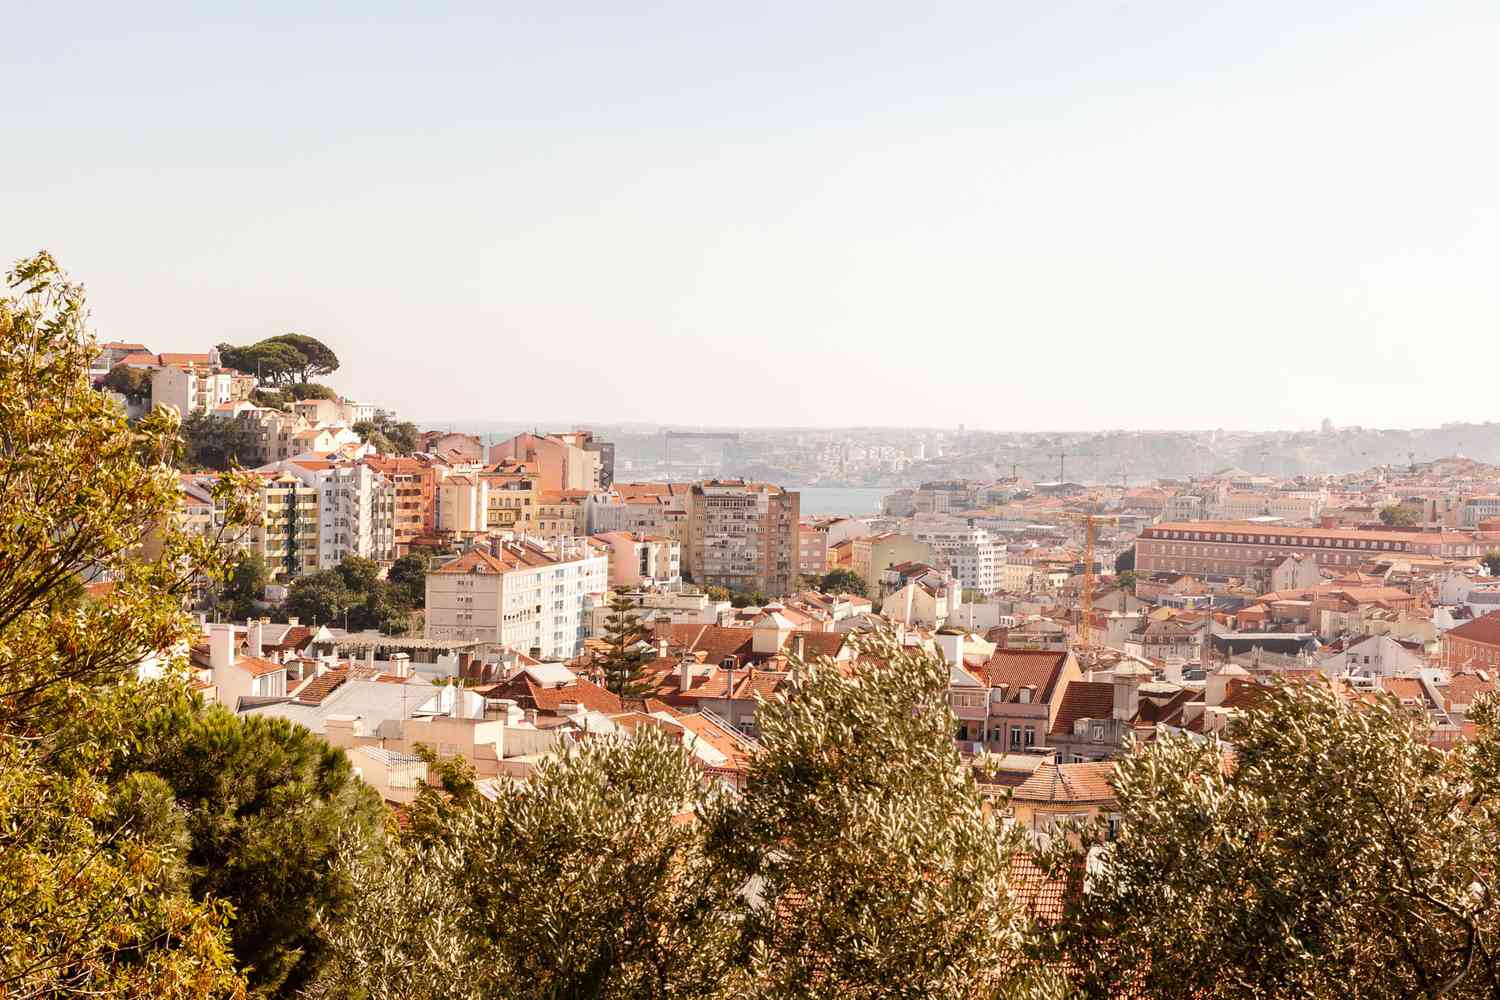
[209,623,235,673]
[1206,663,1249,707]
[1112,664,1146,722]
[391,652,411,679]
[247,620,263,658]
[656,638,669,660]
[524,708,538,725]
[795,634,806,660]
[287,616,300,627]
[680,658,694,692]
[458,651,474,680]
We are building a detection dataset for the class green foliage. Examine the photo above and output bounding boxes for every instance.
[1114,545,1135,573]
[0,252,253,735]
[0,737,244,998]
[387,552,427,608]
[336,554,382,594]
[353,414,419,455]
[218,339,307,387]
[817,567,866,597]
[266,333,339,383]
[221,551,270,620]
[1379,504,1419,527]
[1045,682,1500,998]
[729,589,768,608]
[0,251,254,995]
[706,629,1051,999]
[600,592,650,698]
[252,387,292,411]
[704,584,732,603]
[286,570,355,628]
[289,557,413,633]
[180,412,259,471]
[288,382,337,400]
[218,334,339,387]
[102,360,153,403]
[1484,550,1500,577]
[315,729,743,1000]
[1115,569,1137,593]
[99,692,386,996]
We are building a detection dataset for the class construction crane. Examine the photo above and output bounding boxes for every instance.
[1058,508,1121,652]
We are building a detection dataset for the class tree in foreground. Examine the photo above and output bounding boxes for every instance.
[94,693,387,997]
[0,252,253,996]
[600,591,651,698]
[1045,681,1500,999]
[706,629,1059,999]
[311,728,742,1000]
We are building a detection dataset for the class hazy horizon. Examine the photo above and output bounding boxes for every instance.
[6,2,1498,431]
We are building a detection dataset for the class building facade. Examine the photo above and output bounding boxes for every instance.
[1137,521,1481,577]
[425,540,609,659]
[685,480,800,597]
[911,523,1001,595]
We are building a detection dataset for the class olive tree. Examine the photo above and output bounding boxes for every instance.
[706,629,1059,1000]
[1046,682,1500,999]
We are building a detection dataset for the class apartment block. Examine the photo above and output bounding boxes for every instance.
[487,431,610,492]
[249,471,321,581]
[425,539,609,659]
[267,459,395,568]
[150,362,256,417]
[911,523,1001,595]
[590,531,682,590]
[684,480,800,597]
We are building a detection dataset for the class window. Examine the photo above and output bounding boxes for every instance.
[1090,724,1105,743]
[1010,725,1022,750]
[1024,726,1036,748]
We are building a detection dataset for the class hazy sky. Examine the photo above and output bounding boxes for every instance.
[5,2,1498,431]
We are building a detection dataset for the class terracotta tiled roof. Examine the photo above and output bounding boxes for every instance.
[294,668,348,704]
[973,650,1071,703]
[1445,673,1500,712]
[1012,761,1118,804]
[236,655,286,678]
[1008,853,1075,925]
[1050,681,1116,737]
[480,674,622,716]
[1446,612,1500,647]
[431,544,557,574]
[157,352,213,365]
[678,668,786,703]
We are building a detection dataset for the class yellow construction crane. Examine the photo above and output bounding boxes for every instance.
[1058,507,1120,650]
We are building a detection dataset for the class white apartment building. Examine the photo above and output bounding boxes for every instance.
[436,475,490,534]
[150,364,244,416]
[266,459,395,568]
[911,523,1001,595]
[425,539,609,659]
